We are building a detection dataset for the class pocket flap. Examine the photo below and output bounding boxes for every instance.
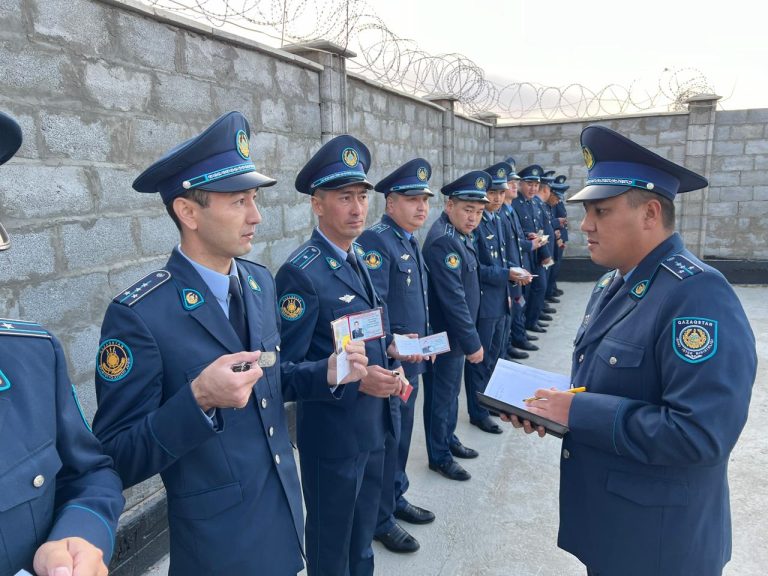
[596,337,645,368]
[0,441,62,512]
[606,470,688,507]
[169,482,243,520]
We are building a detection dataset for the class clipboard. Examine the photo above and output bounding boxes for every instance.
[476,392,569,438]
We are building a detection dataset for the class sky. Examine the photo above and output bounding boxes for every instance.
[359,0,768,112]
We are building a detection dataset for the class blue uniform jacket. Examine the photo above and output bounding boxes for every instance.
[93,249,327,575]
[0,321,123,576]
[511,196,552,263]
[475,212,510,319]
[553,200,569,242]
[502,203,532,273]
[534,196,556,258]
[275,229,394,458]
[560,233,756,576]
[357,214,430,379]
[422,212,481,356]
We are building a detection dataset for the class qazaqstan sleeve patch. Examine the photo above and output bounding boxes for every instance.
[97,339,134,381]
[280,293,305,321]
[673,317,717,363]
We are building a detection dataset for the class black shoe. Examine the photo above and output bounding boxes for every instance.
[543,306,556,314]
[526,334,539,341]
[374,523,420,553]
[514,341,539,351]
[546,297,560,304]
[449,441,479,459]
[394,502,435,525]
[471,417,503,434]
[429,460,471,481]
[505,348,529,360]
[554,289,564,296]
[539,313,553,321]
[527,325,546,334]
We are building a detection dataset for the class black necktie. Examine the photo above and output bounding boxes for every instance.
[228,275,250,349]
[408,235,422,269]
[596,274,625,314]
[347,251,371,300]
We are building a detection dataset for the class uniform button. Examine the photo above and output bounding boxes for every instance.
[275,454,281,465]
[578,354,584,363]
[562,449,570,459]
[33,474,45,488]
[276,345,280,352]
[268,426,274,437]
[609,356,617,366]
[261,398,268,409]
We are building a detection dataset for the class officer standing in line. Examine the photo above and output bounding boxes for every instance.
[535,171,558,319]
[422,171,489,481]
[92,112,368,576]
[506,125,757,576]
[275,135,403,576]
[548,175,570,300]
[0,111,124,576]
[358,158,437,554]
[512,165,553,333]
[500,159,539,358]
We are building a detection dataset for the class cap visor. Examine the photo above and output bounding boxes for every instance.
[199,170,277,192]
[316,175,374,191]
[394,187,434,197]
[567,185,632,203]
[452,193,489,203]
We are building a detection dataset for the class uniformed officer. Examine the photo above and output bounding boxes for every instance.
[0,111,124,576]
[548,175,570,299]
[506,125,757,576]
[358,158,437,554]
[275,135,403,576]
[500,159,539,357]
[534,171,558,319]
[422,171,489,481]
[91,112,368,576]
[512,165,553,333]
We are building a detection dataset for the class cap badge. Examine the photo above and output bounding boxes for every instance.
[417,166,428,181]
[236,130,250,160]
[475,177,486,190]
[342,147,359,168]
[497,168,506,179]
[582,146,595,169]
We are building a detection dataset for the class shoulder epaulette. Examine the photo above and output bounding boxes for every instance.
[0,318,51,339]
[114,270,171,307]
[443,223,455,238]
[661,253,704,280]
[593,270,616,294]
[369,222,390,234]
[289,246,321,270]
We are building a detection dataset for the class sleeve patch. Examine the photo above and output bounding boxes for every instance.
[445,252,461,269]
[363,250,383,270]
[97,339,134,381]
[280,294,305,321]
[673,317,717,363]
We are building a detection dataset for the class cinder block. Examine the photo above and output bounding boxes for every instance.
[0,165,91,218]
[32,0,111,56]
[137,214,179,257]
[40,113,112,161]
[232,46,275,91]
[84,62,152,112]
[156,74,213,116]
[0,229,56,283]
[115,11,177,71]
[61,217,137,271]
[19,271,109,327]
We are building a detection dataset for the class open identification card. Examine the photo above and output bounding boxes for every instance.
[393,332,450,356]
[331,308,385,384]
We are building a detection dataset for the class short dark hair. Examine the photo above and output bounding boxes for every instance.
[166,188,211,231]
[625,188,675,229]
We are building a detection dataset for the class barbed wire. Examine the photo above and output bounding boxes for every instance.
[139,0,715,120]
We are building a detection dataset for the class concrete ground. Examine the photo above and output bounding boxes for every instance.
[142,281,768,576]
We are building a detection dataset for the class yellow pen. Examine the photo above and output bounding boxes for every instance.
[523,387,586,403]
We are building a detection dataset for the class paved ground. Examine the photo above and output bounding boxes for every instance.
[142,282,768,576]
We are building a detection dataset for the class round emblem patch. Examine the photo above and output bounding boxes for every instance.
[417,166,428,181]
[673,317,717,363]
[236,130,250,159]
[97,339,133,382]
[363,250,383,269]
[445,252,461,269]
[582,146,595,169]
[186,291,199,306]
[475,177,486,190]
[497,168,506,179]
[342,147,359,167]
[280,294,305,321]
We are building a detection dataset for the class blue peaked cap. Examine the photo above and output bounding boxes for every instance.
[440,170,490,203]
[569,125,708,202]
[132,111,276,205]
[374,158,434,196]
[483,162,512,190]
[503,156,520,180]
[551,175,569,197]
[0,111,22,166]
[517,164,544,182]
[295,134,373,195]
[541,170,556,185]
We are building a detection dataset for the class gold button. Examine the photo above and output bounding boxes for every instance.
[562,449,570,460]
[261,398,267,409]
[275,454,281,465]
[609,356,617,366]
[33,474,45,488]
[578,354,584,363]
[268,426,274,437]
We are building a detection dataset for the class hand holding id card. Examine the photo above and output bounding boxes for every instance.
[331,308,385,384]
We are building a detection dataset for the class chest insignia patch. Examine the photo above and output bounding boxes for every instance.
[673,317,717,363]
[339,294,356,303]
[97,339,134,382]
[280,294,305,321]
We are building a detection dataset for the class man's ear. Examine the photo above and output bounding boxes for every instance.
[173,197,199,231]
[643,197,663,230]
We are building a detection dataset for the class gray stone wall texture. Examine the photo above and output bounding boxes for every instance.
[1,0,766,538]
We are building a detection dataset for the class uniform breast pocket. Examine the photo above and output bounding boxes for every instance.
[394,262,415,295]
[0,440,62,571]
[595,337,645,369]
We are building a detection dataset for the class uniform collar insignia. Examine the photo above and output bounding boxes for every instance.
[181,288,205,310]
[247,275,261,292]
[326,256,341,270]
[0,369,10,391]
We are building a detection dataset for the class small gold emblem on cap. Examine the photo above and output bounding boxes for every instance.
[236,130,250,159]
[417,167,428,181]
[342,147,359,167]
[582,146,595,169]
[475,177,485,190]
